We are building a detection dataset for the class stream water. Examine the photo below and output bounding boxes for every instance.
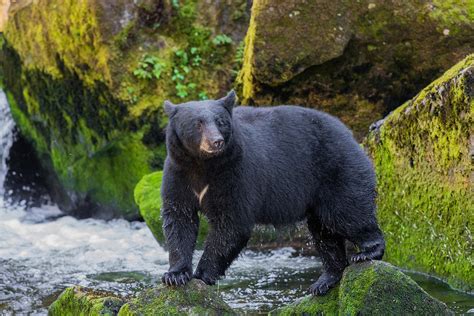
[0,90,473,315]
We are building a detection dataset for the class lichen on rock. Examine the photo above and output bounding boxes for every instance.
[365,54,474,291]
[273,261,453,315]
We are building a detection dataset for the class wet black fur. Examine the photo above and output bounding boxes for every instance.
[160,91,385,295]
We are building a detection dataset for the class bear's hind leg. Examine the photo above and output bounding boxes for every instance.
[349,226,385,263]
[307,216,348,296]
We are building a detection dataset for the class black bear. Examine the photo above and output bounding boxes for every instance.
[160,91,385,295]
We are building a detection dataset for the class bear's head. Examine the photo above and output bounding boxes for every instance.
[164,90,236,159]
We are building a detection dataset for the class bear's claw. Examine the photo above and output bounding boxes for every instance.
[162,271,191,286]
[309,271,342,296]
[350,253,369,263]
[193,270,218,285]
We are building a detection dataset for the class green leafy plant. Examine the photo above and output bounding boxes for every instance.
[171,48,203,99]
[212,34,233,46]
[125,86,138,103]
[198,91,208,100]
[133,55,166,80]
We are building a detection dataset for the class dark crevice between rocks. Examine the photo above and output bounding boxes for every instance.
[3,129,51,207]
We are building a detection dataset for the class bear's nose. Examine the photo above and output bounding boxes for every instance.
[213,139,224,150]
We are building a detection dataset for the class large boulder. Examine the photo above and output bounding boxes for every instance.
[365,55,474,291]
[273,261,453,315]
[49,280,234,316]
[238,0,474,139]
[0,0,250,219]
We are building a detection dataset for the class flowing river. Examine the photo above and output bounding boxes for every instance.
[0,90,473,315]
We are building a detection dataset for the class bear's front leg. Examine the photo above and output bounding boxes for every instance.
[194,218,252,285]
[161,200,199,286]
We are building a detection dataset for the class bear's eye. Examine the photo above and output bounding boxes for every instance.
[216,118,225,127]
[196,120,203,131]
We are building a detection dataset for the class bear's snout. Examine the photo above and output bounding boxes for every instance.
[213,139,224,150]
[200,127,225,154]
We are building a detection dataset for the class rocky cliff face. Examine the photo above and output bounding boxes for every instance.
[238,0,474,139]
[365,54,474,291]
[0,0,250,218]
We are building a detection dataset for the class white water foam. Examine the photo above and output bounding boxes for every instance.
[0,90,15,195]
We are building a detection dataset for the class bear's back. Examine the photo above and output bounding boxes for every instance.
[232,105,355,149]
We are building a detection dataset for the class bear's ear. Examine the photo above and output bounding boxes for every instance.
[218,90,236,113]
[164,100,177,117]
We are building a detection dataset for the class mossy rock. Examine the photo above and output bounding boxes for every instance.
[364,54,474,291]
[48,286,125,316]
[118,280,235,315]
[238,0,474,139]
[48,281,234,316]
[274,261,453,315]
[0,0,249,218]
[134,171,209,247]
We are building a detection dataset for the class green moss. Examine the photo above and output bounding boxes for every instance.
[51,133,152,218]
[273,262,452,315]
[274,287,339,316]
[338,263,377,314]
[48,287,125,316]
[117,280,234,315]
[134,171,208,247]
[134,171,165,243]
[365,55,474,291]
[5,0,111,85]
[236,0,259,104]
[6,90,49,154]
[429,0,474,34]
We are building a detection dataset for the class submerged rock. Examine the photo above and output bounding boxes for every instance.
[273,261,453,315]
[238,0,474,139]
[0,0,249,219]
[365,54,474,291]
[48,287,125,316]
[49,280,234,316]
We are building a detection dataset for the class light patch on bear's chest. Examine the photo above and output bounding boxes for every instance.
[193,185,209,206]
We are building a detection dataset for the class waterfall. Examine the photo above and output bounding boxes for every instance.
[0,89,15,195]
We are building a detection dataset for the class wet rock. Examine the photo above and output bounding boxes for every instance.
[48,281,234,316]
[273,261,453,315]
[48,287,125,316]
[0,0,249,219]
[364,55,474,291]
[118,279,234,315]
[238,0,474,139]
